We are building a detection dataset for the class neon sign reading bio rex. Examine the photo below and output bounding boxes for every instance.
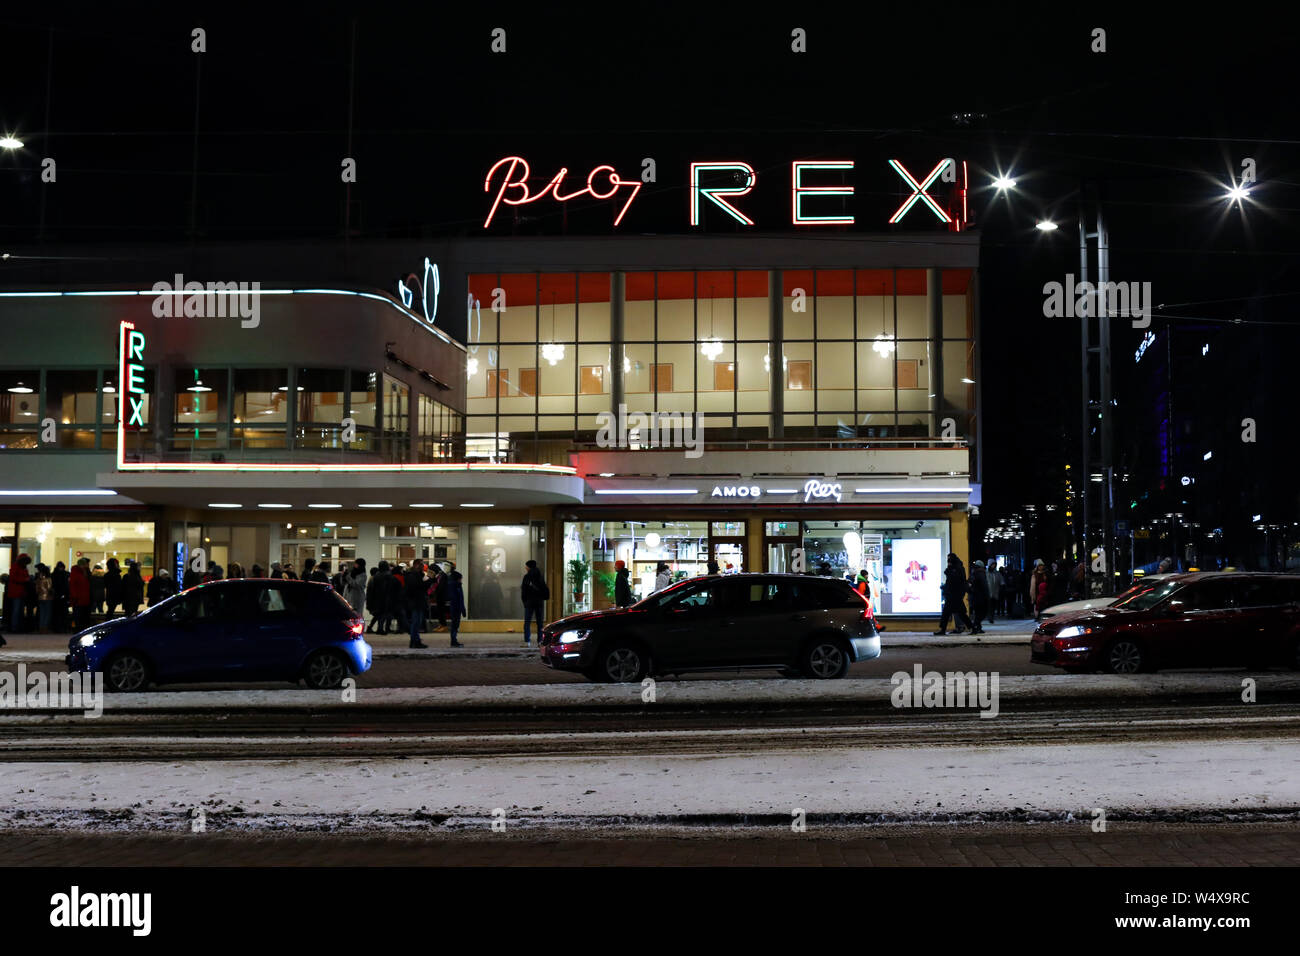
[481,155,966,230]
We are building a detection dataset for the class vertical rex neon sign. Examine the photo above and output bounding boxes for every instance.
[117,321,146,465]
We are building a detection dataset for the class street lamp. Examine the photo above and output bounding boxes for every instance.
[0,135,23,150]
[1035,219,1058,232]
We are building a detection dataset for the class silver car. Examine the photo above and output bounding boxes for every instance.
[1040,574,1169,619]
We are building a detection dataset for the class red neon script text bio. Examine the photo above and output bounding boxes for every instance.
[483,156,643,228]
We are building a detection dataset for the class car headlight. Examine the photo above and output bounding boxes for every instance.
[78,632,103,647]
[1055,625,1096,639]
[558,629,591,643]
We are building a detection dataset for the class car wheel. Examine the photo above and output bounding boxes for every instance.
[1105,639,1146,675]
[104,652,150,693]
[595,643,648,683]
[802,638,850,679]
[303,651,350,690]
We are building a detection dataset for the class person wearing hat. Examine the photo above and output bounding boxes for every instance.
[614,559,633,607]
[653,562,672,594]
[520,559,549,648]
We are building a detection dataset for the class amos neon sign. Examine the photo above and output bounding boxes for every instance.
[481,155,966,229]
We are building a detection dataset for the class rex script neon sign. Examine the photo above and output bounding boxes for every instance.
[481,155,966,229]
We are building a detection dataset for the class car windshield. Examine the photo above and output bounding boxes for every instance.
[1111,579,1182,612]
[632,578,702,610]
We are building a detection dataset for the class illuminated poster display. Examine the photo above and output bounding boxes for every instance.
[890,538,942,614]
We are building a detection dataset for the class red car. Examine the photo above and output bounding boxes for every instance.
[1031,572,1300,674]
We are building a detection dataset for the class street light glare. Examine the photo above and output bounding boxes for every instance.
[1225,185,1249,203]
[1035,220,1058,232]
[0,135,24,149]
[993,176,1016,190]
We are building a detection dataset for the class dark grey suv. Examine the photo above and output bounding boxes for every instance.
[540,573,881,682]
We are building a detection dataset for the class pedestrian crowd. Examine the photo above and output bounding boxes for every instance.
[1,553,180,645]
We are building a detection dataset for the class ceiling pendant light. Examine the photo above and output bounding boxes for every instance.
[542,294,565,366]
[873,295,895,355]
[699,284,724,360]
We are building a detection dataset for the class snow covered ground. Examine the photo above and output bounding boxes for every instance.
[3,735,1298,832]
[0,672,1292,712]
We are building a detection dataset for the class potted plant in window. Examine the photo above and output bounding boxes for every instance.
[568,554,590,606]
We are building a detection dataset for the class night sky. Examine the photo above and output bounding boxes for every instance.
[2,6,1296,543]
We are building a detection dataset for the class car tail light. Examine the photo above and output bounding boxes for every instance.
[347,617,365,637]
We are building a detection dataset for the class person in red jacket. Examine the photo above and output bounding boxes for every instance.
[7,554,32,634]
[69,557,93,632]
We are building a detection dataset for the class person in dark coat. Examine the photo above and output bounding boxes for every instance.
[120,561,146,616]
[935,553,974,635]
[103,558,123,617]
[966,561,988,634]
[147,568,178,606]
[403,559,429,649]
[429,564,448,629]
[89,566,106,614]
[446,565,466,648]
[51,561,70,632]
[366,564,389,633]
[520,559,547,648]
[614,560,633,607]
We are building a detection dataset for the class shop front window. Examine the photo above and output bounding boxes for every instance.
[469,524,531,619]
[793,519,950,615]
[19,519,156,582]
[562,520,743,617]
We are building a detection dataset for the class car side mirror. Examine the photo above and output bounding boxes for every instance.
[1165,601,1185,617]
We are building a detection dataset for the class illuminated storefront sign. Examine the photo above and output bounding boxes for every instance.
[711,484,762,498]
[707,478,844,502]
[691,162,757,226]
[118,321,146,430]
[791,161,855,225]
[398,257,440,325]
[887,159,954,224]
[803,478,842,503]
[482,156,643,228]
[481,155,966,230]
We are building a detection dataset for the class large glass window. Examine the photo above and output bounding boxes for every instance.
[0,370,41,448]
[418,394,463,461]
[468,524,532,619]
[462,266,974,446]
[44,370,99,449]
[766,518,950,615]
[20,518,156,584]
[173,367,228,449]
[233,368,288,449]
[382,374,409,459]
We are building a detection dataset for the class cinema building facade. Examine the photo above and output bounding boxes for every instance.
[0,231,980,626]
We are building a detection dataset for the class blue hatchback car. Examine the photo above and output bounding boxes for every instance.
[66,578,373,692]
